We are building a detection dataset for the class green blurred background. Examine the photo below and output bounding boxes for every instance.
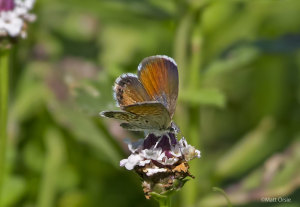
[3,0,300,206]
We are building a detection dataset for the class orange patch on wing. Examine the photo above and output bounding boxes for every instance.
[138,56,178,117]
[139,59,166,99]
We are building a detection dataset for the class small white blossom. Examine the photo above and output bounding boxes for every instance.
[144,167,167,176]
[0,0,36,38]
[120,133,201,175]
[120,154,144,170]
[179,137,201,161]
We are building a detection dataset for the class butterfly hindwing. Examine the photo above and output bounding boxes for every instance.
[100,111,140,122]
[100,102,171,131]
[122,102,171,130]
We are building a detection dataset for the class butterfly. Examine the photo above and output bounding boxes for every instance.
[100,55,179,134]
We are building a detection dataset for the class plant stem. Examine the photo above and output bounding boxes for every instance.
[174,12,193,90]
[151,193,171,207]
[173,7,193,144]
[157,196,171,207]
[212,187,233,207]
[0,49,10,206]
[180,9,204,207]
[37,127,65,207]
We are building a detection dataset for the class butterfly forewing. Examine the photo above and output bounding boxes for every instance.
[138,55,179,118]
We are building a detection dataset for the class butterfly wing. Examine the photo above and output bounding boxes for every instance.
[100,110,140,122]
[113,73,151,107]
[104,55,178,131]
[122,102,171,129]
[100,102,171,131]
[137,55,178,118]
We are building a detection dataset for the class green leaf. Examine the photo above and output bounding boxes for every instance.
[200,138,300,207]
[23,141,46,172]
[212,187,232,207]
[74,77,115,115]
[215,118,289,179]
[1,176,26,206]
[10,62,52,122]
[179,88,226,108]
[50,102,122,166]
[37,127,65,207]
[203,46,260,83]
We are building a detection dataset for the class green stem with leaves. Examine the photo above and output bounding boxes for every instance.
[0,48,10,206]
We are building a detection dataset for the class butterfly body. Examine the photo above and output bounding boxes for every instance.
[100,55,179,134]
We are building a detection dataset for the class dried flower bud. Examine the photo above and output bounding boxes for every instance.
[120,133,200,199]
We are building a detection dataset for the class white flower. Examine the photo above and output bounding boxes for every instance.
[120,133,201,175]
[120,154,144,170]
[0,0,36,38]
[144,167,167,176]
[179,137,201,161]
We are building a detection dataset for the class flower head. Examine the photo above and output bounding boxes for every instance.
[120,133,200,199]
[0,0,35,39]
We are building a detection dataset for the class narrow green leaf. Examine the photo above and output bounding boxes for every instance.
[1,176,26,207]
[37,127,65,207]
[179,88,226,108]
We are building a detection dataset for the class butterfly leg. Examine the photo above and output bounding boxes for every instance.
[153,136,163,149]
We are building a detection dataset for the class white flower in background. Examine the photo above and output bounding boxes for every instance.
[0,0,36,38]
